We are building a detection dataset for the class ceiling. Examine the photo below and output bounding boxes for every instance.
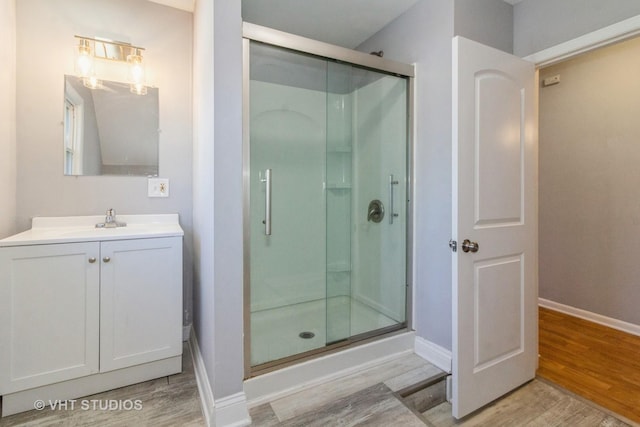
[242,0,421,48]
[147,0,194,12]
[148,0,523,49]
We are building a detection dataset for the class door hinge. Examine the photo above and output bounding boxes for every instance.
[449,239,457,252]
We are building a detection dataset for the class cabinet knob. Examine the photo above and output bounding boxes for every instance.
[88,257,96,264]
[103,256,111,263]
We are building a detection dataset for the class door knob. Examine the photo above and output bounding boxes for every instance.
[103,256,111,263]
[462,239,479,253]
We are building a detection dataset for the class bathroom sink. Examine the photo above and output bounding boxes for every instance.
[0,214,183,247]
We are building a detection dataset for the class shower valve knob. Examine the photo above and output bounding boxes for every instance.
[367,200,385,223]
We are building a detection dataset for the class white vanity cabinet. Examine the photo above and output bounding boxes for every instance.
[0,242,101,393]
[0,215,183,416]
[100,237,182,372]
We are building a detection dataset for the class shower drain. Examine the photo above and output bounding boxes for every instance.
[299,331,315,339]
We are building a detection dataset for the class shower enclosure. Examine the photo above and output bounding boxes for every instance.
[243,24,413,375]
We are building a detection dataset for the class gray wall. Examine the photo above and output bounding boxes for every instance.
[193,0,245,406]
[539,36,640,326]
[514,0,640,57]
[455,0,513,54]
[358,0,513,351]
[192,0,215,411]
[15,0,194,326]
[0,0,17,239]
[211,0,244,401]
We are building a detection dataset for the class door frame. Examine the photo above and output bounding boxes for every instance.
[524,15,640,67]
[525,19,640,313]
[241,23,416,378]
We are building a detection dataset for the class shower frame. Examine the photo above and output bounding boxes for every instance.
[242,22,415,378]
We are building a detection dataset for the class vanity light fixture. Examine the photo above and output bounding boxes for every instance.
[74,35,148,95]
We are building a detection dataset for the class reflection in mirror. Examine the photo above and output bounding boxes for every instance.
[63,75,159,176]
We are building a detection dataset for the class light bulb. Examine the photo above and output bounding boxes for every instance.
[83,74,101,89]
[127,49,145,85]
[130,82,147,95]
[76,39,93,78]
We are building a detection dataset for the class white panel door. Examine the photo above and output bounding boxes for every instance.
[452,36,538,418]
[0,243,100,394]
[100,237,182,372]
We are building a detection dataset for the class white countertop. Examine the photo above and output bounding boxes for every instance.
[0,214,184,247]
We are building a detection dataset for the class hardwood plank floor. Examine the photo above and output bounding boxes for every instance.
[538,306,640,424]
[422,379,629,427]
[1,331,630,426]
[0,342,205,427]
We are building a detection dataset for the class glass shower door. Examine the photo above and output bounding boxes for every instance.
[247,40,408,371]
[249,43,329,366]
[325,63,408,344]
[325,62,353,345]
[347,66,408,337]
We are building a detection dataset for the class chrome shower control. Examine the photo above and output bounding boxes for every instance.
[367,200,385,223]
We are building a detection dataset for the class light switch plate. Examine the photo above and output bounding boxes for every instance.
[148,178,169,197]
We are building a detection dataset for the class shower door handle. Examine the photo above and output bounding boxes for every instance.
[389,174,399,224]
[262,169,272,235]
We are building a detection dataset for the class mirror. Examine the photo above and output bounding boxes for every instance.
[63,75,159,176]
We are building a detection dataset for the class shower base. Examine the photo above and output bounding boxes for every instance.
[250,295,399,367]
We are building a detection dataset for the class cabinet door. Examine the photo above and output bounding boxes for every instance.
[100,237,182,372]
[0,243,100,394]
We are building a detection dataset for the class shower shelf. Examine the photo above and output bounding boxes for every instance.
[326,183,351,190]
[327,262,351,273]
[327,146,352,153]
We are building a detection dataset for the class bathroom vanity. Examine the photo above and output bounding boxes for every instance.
[0,214,183,416]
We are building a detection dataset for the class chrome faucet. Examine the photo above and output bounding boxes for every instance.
[96,208,126,228]
[105,208,116,226]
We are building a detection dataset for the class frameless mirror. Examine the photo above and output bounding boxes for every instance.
[63,75,159,176]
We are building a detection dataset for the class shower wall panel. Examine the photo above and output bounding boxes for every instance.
[249,80,327,313]
[352,73,407,323]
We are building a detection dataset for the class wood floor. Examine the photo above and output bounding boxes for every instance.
[1,317,636,426]
[0,342,205,427]
[252,352,627,426]
[422,379,629,427]
[538,306,640,424]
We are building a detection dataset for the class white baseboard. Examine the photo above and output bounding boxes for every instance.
[188,327,251,427]
[414,336,452,373]
[539,298,640,337]
[183,325,191,342]
[189,328,215,426]
[214,393,251,427]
